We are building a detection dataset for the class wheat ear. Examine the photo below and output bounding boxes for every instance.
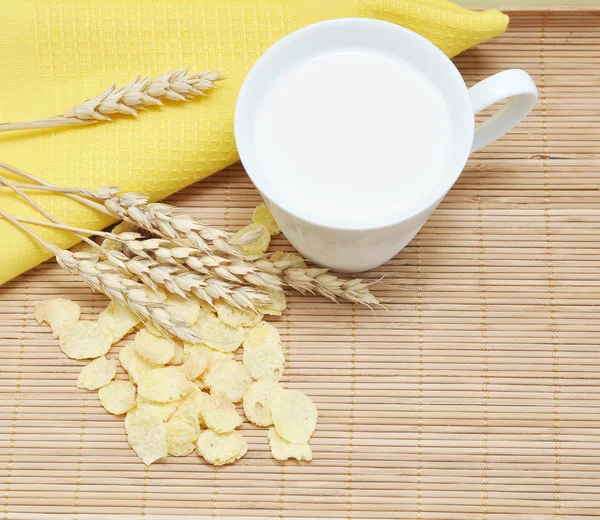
[1,165,381,307]
[0,69,223,133]
[0,168,281,297]
[257,258,380,307]
[93,193,377,305]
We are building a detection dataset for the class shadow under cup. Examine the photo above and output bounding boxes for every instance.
[235,18,476,272]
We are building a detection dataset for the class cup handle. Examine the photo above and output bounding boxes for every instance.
[469,69,538,153]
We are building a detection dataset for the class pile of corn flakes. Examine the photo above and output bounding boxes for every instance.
[34,205,317,466]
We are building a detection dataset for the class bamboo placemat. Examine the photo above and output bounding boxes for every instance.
[2,10,600,520]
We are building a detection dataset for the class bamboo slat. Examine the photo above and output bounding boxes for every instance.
[1,9,600,520]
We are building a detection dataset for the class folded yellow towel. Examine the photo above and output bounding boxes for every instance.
[0,0,508,284]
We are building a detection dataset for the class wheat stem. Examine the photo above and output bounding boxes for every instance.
[0,176,62,223]
[0,118,96,133]
[0,175,101,251]
[0,161,111,215]
[3,214,117,240]
[0,209,56,250]
[8,182,93,195]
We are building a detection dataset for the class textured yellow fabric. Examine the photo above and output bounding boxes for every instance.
[0,0,508,284]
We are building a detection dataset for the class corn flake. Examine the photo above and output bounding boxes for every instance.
[102,238,123,252]
[268,427,312,461]
[98,380,137,415]
[197,315,244,353]
[203,359,251,403]
[180,350,209,380]
[137,366,190,403]
[230,223,270,255]
[132,328,176,365]
[194,375,207,390]
[196,301,217,322]
[136,396,179,422]
[112,221,138,234]
[60,321,112,360]
[269,251,307,269]
[102,221,139,251]
[125,408,167,465]
[243,322,285,381]
[77,356,117,390]
[169,343,184,365]
[34,298,81,340]
[119,343,162,384]
[257,288,286,316]
[200,394,242,433]
[215,300,262,328]
[166,409,200,456]
[252,203,280,236]
[271,390,318,444]
[165,294,201,326]
[243,380,283,427]
[69,241,96,255]
[184,343,235,366]
[144,322,163,337]
[188,302,216,335]
[196,430,248,466]
[175,382,205,422]
[98,301,140,344]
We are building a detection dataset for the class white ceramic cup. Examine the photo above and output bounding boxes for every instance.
[235,18,538,272]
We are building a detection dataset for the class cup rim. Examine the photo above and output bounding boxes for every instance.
[235,17,474,232]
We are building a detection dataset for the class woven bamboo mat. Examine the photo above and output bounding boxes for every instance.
[2,10,600,520]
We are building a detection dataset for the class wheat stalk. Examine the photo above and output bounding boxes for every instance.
[0,173,104,254]
[12,206,379,308]
[0,170,278,306]
[0,174,269,321]
[0,161,251,256]
[0,165,380,308]
[2,172,282,289]
[6,213,275,313]
[0,69,223,133]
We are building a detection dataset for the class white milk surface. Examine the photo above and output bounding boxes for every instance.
[254,50,453,228]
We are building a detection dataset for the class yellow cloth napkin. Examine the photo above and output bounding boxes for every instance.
[0,0,508,285]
